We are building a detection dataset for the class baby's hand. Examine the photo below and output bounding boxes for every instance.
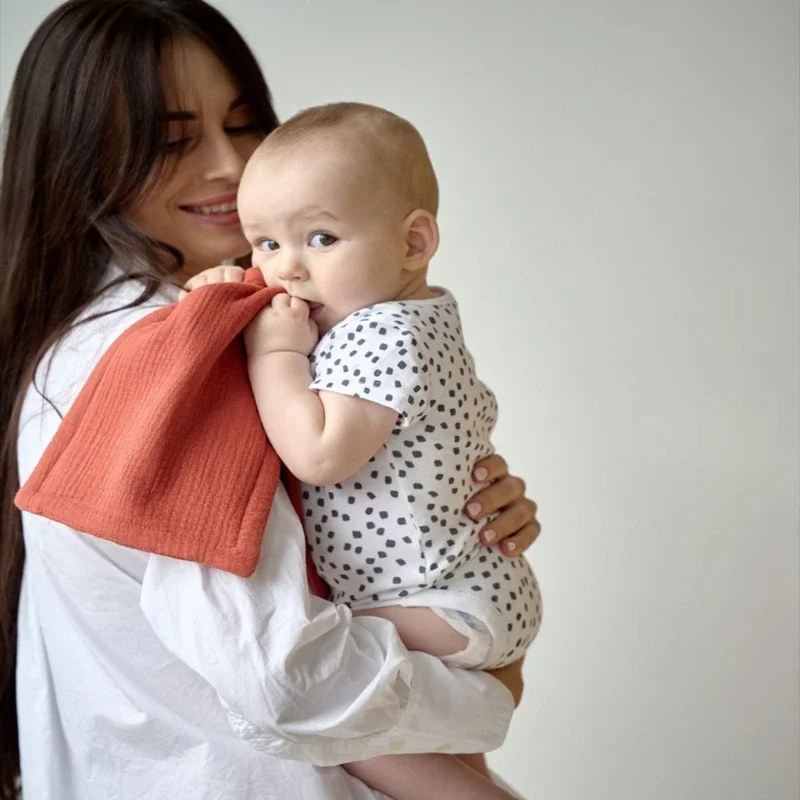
[245,294,319,358]
[178,265,246,300]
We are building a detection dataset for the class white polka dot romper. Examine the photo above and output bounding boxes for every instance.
[304,289,542,668]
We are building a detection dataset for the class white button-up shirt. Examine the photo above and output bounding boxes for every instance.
[16,269,514,799]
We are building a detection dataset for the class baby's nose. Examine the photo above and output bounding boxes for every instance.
[276,255,309,281]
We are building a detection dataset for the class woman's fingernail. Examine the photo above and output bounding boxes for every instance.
[483,529,497,543]
[474,467,488,482]
[467,502,482,518]
[505,541,517,553]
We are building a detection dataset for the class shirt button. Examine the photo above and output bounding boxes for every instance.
[388,741,406,752]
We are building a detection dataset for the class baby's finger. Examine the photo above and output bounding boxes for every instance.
[222,266,246,283]
[183,274,209,293]
[289,296,310,315]
[271,293,291,309]
[185,265,229,290]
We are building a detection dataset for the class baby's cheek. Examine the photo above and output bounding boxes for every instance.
[250,256,268,275]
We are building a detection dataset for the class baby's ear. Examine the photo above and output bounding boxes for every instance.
[403,209,439,270]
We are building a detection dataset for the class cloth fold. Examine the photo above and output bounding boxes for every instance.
[16,267,326,593]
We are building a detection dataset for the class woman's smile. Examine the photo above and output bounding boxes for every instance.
[179,193,241,227]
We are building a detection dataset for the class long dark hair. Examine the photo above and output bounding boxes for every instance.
[0,1,279,794]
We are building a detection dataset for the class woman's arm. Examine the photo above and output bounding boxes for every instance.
[140,482,515,767]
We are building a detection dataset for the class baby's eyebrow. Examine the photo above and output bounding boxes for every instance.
[239,209,341,235]
[290,208,340,223]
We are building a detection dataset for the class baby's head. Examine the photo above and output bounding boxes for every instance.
[238,102,439,333]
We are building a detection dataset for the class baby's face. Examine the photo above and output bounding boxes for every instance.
[238,143,408,333]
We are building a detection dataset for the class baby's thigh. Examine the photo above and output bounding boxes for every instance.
[352,606,469,658]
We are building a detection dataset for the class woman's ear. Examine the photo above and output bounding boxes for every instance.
[403,209,439,271]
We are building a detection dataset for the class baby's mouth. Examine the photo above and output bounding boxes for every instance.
[307,302,325,317]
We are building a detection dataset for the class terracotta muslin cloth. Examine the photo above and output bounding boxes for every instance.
[16,267,327,594]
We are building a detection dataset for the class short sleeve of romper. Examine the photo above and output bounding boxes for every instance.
[308,305,430,428]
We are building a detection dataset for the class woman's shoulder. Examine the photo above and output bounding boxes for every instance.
[76,262,180,325]
[18,265,180,484]
[24,265,179,425]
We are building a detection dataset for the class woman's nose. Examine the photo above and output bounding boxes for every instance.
[201,133,248,183]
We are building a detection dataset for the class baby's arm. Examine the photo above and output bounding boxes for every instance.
[245,296,415,485]
[181,276,394,484]
[248,351,397,485]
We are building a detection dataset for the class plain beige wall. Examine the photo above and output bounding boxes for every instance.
[2,1,799,798]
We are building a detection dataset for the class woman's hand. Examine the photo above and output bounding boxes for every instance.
[487,657,525,707]
[466,455,541,556]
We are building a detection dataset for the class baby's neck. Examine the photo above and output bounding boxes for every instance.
[393,271,435,303]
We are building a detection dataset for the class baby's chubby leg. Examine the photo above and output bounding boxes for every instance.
[458,753,492,778]
[346,606,513,799]
[352,605,469,658]
[344,753,516,800]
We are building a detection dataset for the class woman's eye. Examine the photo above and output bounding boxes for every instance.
[309,232,338,248]
[166,138,191,153]
[258,239,280,252]
[226,123,259,135]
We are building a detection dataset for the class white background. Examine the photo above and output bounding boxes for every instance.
[2,1,798,798]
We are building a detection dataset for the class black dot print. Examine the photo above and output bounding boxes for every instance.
[302,292,540,668]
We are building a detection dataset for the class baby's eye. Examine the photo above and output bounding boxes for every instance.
[258,239,280,252]
[309,232,338,249]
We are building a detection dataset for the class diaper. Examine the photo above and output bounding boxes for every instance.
[431,607,494,669]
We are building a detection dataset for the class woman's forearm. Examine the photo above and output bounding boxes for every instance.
[140,486,514,766]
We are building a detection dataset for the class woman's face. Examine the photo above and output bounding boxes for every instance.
[126,38,262,277]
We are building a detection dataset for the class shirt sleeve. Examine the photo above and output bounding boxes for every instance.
[140,483,514,766]
[309,308,432,428]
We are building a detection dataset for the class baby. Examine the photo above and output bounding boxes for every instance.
[189,103,542,799]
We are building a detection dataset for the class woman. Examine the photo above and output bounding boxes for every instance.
[0,2,542,798]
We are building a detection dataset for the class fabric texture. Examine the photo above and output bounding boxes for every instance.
[15,267,325,592]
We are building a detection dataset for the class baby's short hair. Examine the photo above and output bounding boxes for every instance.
[258,102,439,217]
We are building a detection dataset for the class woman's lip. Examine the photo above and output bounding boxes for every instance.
[181,208,241,228]
[180,192,237,208]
